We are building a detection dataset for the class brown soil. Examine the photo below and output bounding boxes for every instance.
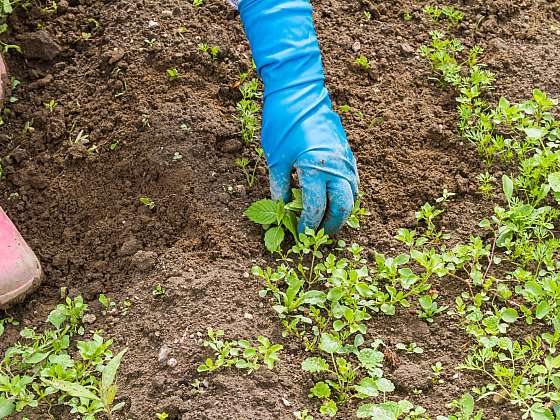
[1,0,559,418]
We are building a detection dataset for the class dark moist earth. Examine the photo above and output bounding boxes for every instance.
[1,0,559,418]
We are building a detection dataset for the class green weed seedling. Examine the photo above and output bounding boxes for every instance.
[363,11,371,21]
[423,5,464,28]
[152,283,165,298]
[431,362,444,384]
[0,316,18,337]
[197,328,282,374]
[166,68,179,80]
[43,99,58,112]
[294,409,314,420]
[196,43,219,61]
[98,293,116,315]
[236,76,262,144]
[396,342,423,354]
[193,0,202,7]
[354,55,370,72]
[436,393,483,420]
[236,147,264,188]
[155,412,169,420]
[417,294,447,323]
[0,296,127,419]
[140,196,156,210]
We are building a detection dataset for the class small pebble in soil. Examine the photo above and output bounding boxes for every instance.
[242,272,250,278]
[244,312,253,320]
[282,397,291,407]
[148,20,159,28]
[158,344,171,363]
[82,314,96,324]
[167,358,178,368]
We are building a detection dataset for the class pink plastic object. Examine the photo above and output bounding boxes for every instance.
[0,207,43,308]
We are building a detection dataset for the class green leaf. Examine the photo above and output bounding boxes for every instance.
[319,333,341,354]
[357,348,384,371]
[102,348,128,391]
[523,127,546,140]
[502,175,514,202]
[244,199,277,225]
[501,308,518,323]
[47,306,67,329]
[356,404,396,419]
[536,301,551,320]
[282,211,298,240]
[310,381,331,398]
[548,173,560,193]
[0,398,15,418]
[376,377,395,393]
[302,290,326,306]
[530,403,554,420]
[25,352,49,365]
[264,226,285,253]
[301,357,329,373]
[42,379,100,401]
[354,377,380,397]
[320,400,337,417]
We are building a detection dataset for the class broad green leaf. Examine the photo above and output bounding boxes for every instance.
[536,301,551,320]
[548,173,560,193]
[0,398,14,418]
[376,377,395,393]
[0,323,3,337]
[43,379,100,401]
[356,404,396,419]
[320,399,337,417]
[48,306,67,329]
[264,226,285,253]
[302,290,326,306]
[530,403,554,420]
[301,357,329,373]
[357,348,384,371]
[502,175,514,202]
[354,377,379,397]
[25,352,49,365]
[501,308,518,323]
[244,199,277,225]
[310,381,331,398]
[523,127,546,140]
[102,348,128,391]
[319,333,341,354]
[282,211,298,240]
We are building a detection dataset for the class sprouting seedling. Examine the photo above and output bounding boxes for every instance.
[339,104,351,113]
[197,43,220,61]
[153,283,165,297]
[155,413,169,420]
[74,130,90,145]
[423,5,442,21]
[417,294,448,323]
[363,11,371,20]
[173,151,183,161]
[354,55,370,71]
[477,172,494,197]
[402,10,412,21]
[110,140,119,151]
[236,148,264,188]
[396,342,424,354]
[193,0,202,6]
[144,38,157,47]
[140,196,156,209]
[43,99,58,111]
[166,68,179,80]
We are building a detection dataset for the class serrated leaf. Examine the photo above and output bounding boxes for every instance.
[102,349,127,391]
[320,399,337,417]
[358,348,384,371]
[310,381,331,398]
[356,404,396,419]
[264,226,285,252]
[354,377,379,397]
[0,398,15,418]
[244,199,277,225]
[302,357,329,373]
[282,211,298,240]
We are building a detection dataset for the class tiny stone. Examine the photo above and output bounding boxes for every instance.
[352,41,361,52]
[167,357,178,368]
[281,397,291,407]
[242,272,250,278]
[196,331,203,337]
[244,312,253,320]
[162,10,173,17]
[158,344,172,363]
[148,20,159,28]
[82,314,97,324]
[202,379,209,388]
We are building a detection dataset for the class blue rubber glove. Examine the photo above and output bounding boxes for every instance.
[239,0,359,235]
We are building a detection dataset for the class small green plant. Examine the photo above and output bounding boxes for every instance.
[423,5,464,28]
[121,298,133,316]
[339,104,352,113]
[197,328,283,373]
[166,68,179,80]
[43,99,58,111]
[0,297,127,419]
[196,43,219,61]
[476,172,494,197]
[436,393,483,420]
[402,10,412,21]
[144,38,156,47]
[155,412,169,420]
[395,342,424,354]
[363,11,371,20]
[354,55,370,71]
[152,283,165,297]
[193,0,202,6]
[431,361,444,384]
[235,148,264,188]
[139,196,156,209]
[0,316,18,337]
[417,294,448,323]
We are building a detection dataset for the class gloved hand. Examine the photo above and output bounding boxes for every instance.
[239,0,359,235]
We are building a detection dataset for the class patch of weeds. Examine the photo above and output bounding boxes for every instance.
[436,393,483,420]
[155,411,169,420]
[193,0,202,7]
[417,294,447,323]
[98,293,115,315]
[43,99,58,112]
[196,43,219,61]
[236,75,262,144]
[423,5,464,29]
[0,296,127,419]
[197,328,282,373]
